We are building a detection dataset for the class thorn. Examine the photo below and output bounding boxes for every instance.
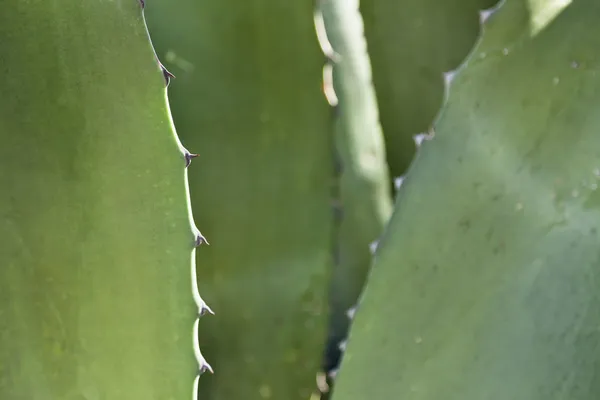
[185,151,199,168]
[479,9,494,24]
[327,369,339,379]
[369,240,379,254]
[338,340,347,352]
[161,66,175,86]
[194,233,209,247]
[443,70,456,86]
[191,265,213,316]
[413,128,435,147]
[346,305,357,320]
[199,362,214,375]
[154,54,175,86]
[413,134,428,147]
[199,303,215,317]
[394,176,405,190]
[193,319,214,374]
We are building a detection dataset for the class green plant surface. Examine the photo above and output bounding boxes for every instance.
[333,0,600,399]
[317,0,393,377]
[0,1,204,399]
[359,0,498,181]
[144,1,333,399]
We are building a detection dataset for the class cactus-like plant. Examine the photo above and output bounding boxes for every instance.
[333,0,600,398]
[0,1,210,398]
[315,0,393,383]
[144,1,333,399]
[359,0,499,181]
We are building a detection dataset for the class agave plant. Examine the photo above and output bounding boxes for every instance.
[0,1,210,398]
[4,0,600,399]
[334,0,600,399]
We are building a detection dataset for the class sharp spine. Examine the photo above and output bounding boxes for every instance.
[443,70,457,86]
[369,240,379,254]
[199,303,215,317]
[394,176,405,190]
[193,318,214,374]
[194,233,209,247]
[346,305,357,320]
[184,151,199,168]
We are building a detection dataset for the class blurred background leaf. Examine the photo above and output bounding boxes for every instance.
[317,0,393,389]
[145,1,334,399]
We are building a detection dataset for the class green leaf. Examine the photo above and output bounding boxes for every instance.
[145,1,333,399]
[0,1,200,399]
[334,0,600,398]
[317,0,393,377]
[359,0,498,179]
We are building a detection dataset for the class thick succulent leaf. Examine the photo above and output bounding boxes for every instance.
[359,0,498,180]
[317,0,393,377]
[0,1,200,399]
[334,0,600,399]
[144,1,333,399]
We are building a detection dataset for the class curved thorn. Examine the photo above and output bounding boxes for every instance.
[191,257,213,316]
[199,362,214,375]
[194,233,209,247]
[199,303,215,317]
[161,66,175,86]
[184,151,199,168]
[193,318,214,374]
[346,305,357,320]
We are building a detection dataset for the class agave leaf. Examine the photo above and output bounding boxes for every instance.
[360,0,498,180]
[317,0,393,379]
[334,0,600,398]
[0,1,201,399]
[144,1,333,399]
